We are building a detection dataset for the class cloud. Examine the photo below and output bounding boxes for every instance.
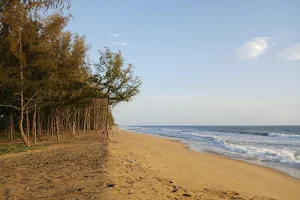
[278,42,300,60]
[108,33,119,37]
[115,42,132,46]
[236,37,269,60]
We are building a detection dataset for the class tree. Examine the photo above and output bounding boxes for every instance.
[0,0,71,146]
[0,1,141,146]
[94,48,142,138]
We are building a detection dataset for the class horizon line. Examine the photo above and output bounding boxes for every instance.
[117,125,300,127]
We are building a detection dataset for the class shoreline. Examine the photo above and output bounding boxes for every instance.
[190,144,300,180]
[107,128,300,200]
[120,127,300,180]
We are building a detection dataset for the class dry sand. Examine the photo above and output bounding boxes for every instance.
[0,134,109,200]
[1,129,300,200]
[102,128,300,200]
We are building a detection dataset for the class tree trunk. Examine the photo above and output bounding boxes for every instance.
[101,106,105,132]
[106,98,109,139]
[86,108,89,132]
[94,103,96,131]
[33,103,37,144]
[62,117,65,134]
[84,108,87,134]
[53,115,55,136]
[72,119,76,135]
[50,116,52,136]
[26,106,30,140]
[38,111,42,139]
[9,111,14,142]
[18,29,30,147]
[56,110,60,141]
[87,107,91,132]
[68,119,72,136]
[72,108,76,135]
[47,115,50,135]
[77,109,80,134]
[19,92,30,146]
[95,103,98,134]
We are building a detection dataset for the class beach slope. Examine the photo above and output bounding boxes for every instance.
[102,128,300,200]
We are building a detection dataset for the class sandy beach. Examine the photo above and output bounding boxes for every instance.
[0,134,109,200]
[1,129,299,200]
[102,128,300,200]
[1,1,299,200]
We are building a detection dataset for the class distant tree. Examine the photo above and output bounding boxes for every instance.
[94,48,142,138]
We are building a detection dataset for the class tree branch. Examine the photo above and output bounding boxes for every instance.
[0,104,20,111]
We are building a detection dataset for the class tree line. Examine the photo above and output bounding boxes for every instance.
[0,0,141,146]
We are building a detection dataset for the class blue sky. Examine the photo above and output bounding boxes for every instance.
[67,0,300,125]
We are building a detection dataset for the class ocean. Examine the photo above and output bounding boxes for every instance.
[120,126,300,179]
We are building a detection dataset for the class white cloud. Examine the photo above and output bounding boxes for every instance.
[115,42,132,46]
[108,33,119,37]
[236,37,269,60]
[278,42,300,60]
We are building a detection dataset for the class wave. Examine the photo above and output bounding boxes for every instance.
[240,131,269,136]
[125,126,300,139]
[191,133,300,166]
[182,129,300,138]
[237,131,300,138]
[123,126,300,167]
[269,132,300,138]
[221,142,300,166]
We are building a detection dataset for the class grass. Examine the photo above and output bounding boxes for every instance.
[0,132,23,141]
[0,142,49,155]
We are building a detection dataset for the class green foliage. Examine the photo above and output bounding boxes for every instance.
[0,0,141,142]
[94,47,142,106]
[0,142,48,155]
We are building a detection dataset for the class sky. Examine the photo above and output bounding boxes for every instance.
[66,0,300,125]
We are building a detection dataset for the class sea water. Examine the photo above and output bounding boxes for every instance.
[120,126,300,179]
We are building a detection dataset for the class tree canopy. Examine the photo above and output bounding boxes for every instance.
[0,0,141,145]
